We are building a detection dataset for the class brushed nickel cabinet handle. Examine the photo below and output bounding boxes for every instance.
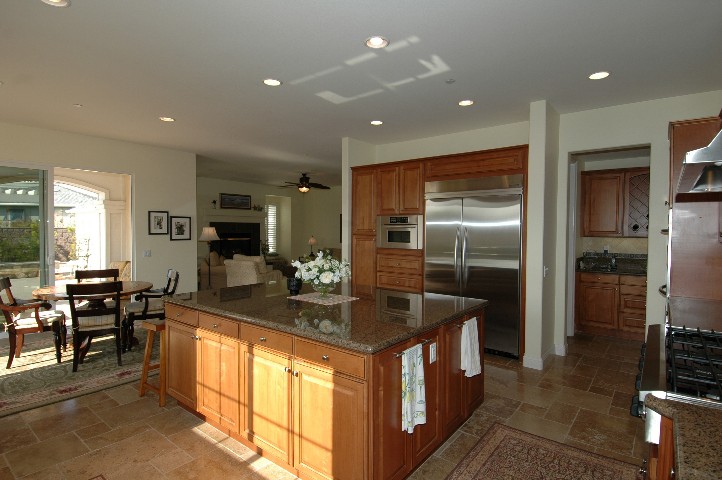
[284,367,291,373]
[259,336,267,342]
[212,323,218,328]
[191,335,200,340]
[322,355,330,361]
[293,370,299,377]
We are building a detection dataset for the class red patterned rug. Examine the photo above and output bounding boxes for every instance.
[446,423,639,480]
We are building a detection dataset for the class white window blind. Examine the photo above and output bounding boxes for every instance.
[266,204,277,253]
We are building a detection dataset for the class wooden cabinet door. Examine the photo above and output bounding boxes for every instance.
[669,117,721,203]
[577,281,619,330]
[377,166,399,216]
[441,320,465,437]
[623,169,650,237]
[352,167,376,234]
[241,344,292,464]
[352,235,376,297]
[372,341,414,480]
[412,329,441,466]
[293,361,367,480]
[399,162,423,214]
[581,172,624,237]
[198,332,241,433]
[166,320,198,408]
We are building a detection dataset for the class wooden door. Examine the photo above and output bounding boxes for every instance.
[412,329,441,466]
[441,320,465,437]
[352,235,376,297]
[197,331,223,424]
[581,172,624,237]
[372,341,413,480]
[219,336,240,432]
[293,361,367,480]
[577,281,618,330]
[399,162,423,214]
[241,344,292,464]
[377,166,399,215]
[166,320,198,408]
[669,116,721,203]
[352,167,376,234]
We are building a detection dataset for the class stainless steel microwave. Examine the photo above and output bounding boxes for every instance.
[376,215,423,249]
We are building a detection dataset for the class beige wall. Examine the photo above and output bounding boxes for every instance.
[0,122,198,293]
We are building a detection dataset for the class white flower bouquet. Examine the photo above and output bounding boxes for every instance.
[291,250,351,296]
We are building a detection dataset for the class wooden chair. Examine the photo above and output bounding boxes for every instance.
[0,277,67,369]
[75,268,119,282]
[66,281,123,372]
[122,269,179,352]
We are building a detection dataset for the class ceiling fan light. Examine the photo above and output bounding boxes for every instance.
[298,185,310,193]
[42,0,70,6]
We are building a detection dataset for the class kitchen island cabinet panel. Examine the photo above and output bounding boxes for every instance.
[197,331,240,433]
[166,320,198,408]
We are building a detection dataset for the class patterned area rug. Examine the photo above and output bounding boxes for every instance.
[0,329,159,418]
[446,423,639,480]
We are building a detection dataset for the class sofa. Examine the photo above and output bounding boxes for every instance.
[199,251,228,289]
[224,255,283,287]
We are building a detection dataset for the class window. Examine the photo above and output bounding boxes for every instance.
[266,203,277,253]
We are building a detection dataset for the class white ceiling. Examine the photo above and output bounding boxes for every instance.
[2,0,721,188]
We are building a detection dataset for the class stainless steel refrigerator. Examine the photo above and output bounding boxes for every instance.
[425,176,522,358]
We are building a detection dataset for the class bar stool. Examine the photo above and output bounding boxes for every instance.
[139,319,166,406]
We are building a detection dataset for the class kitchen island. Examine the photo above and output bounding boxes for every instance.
[164,283,487,480]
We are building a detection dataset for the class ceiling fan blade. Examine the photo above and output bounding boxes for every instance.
[308,182,330,189]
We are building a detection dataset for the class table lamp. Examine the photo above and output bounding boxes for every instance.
[308,236,317,255]
[199,226,220,288]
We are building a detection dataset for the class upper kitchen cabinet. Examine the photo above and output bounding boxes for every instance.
[377,161,424,215]
[581,167,649,237]
[352,166,376,235]
[668,116,722,205]
[424,145,527,181]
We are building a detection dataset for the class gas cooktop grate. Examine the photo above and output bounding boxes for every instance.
[667,326,722,400]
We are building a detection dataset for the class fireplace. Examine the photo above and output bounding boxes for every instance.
[209,222,261,259]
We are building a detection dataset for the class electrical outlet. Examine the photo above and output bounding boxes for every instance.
[143,250,151,257]
[429,343,437,363]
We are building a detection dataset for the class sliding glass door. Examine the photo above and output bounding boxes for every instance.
[0,166,49,299]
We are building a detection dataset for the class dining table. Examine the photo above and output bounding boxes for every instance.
[32,280,154,361]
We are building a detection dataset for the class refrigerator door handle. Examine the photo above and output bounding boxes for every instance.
[454,226,461,285]
[462,226,469,287]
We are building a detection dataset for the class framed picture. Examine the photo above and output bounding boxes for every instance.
[219,193,251,210]
[148,211,169,235]
[170,216,191,240]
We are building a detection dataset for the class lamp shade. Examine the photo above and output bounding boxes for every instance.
[199,226,220,242]
[308,236,317,246]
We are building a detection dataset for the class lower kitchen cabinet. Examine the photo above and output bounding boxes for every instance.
[376,249,423,293]
[575,272,645,340]
[647,415,675,480]
[166,319,198,408]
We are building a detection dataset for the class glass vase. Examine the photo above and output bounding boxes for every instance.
[312,282,336,298]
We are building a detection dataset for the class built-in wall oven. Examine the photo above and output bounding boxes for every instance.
[377,215,423,250]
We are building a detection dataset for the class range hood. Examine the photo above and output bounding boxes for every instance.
[676,127,722,202]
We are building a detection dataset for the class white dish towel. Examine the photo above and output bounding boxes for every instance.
[401,343,426,434]
[461,317,482,377]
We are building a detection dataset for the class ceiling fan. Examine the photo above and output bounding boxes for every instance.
[282,173,330,193]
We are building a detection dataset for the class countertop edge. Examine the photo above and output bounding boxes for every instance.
[165,296,489,354]
[644,395,722,480]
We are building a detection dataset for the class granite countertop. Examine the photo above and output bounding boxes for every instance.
[576,253,647,276]
[644,395,722,480]
[166,282,488,354]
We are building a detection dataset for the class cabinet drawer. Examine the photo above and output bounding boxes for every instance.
[295,339,366,379]
[377,253,423,273]
[241,323,293,355]
[620,295,646,312]
[199,313,239,338]
[377,273,422,292]
[620,284,646,296]
[620,275,647,287]
[620,313,646,332]
[579,272,619,284]
[166,304,199,327]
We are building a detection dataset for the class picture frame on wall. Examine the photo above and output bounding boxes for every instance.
[219,193,251,210]
[148,211,169,235]
[170,216,191,240]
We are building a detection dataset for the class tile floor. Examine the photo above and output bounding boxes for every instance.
[0,333,645,479]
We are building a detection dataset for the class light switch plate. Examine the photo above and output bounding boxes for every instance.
[429,342,437,363]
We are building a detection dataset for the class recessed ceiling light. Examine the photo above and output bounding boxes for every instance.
[263,78,282,86]
[458,100,474,107]
[159,116,175,122]
[365,36,389,49]
[73,104,83,108]
[370,120,383,126]
[41,0,70,7]
[589,71,610,80]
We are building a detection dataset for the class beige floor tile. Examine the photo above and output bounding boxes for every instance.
[104,461,164,480]
[29,406,102,441]
[504,410,570,443]
[485,377,560,408]
[544,401,579,426]
[459,410,500,437]
[217,437,260,463]
[251,461,298,480]
[168,428,221,459]
[567,408,639,456]
[165,450,256,480]
[519,402,547,416]
[75,421,112,440]
[474,392,520,419]
[6,432,89,478]
[103,384,143,405]
[145,407,204,437]
[0,455,7,470]
[93,396,167,428]
[191,421,229,443]
[407,455,456,480]
[0,415,36,455]
[149,447,195,473]
[556,386,612,414]
[12,465,64,480]
[434,431,479,466]
[0,466,13,480]
[83,421,152,450]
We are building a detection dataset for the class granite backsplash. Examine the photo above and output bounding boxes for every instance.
[577,252,647,275]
